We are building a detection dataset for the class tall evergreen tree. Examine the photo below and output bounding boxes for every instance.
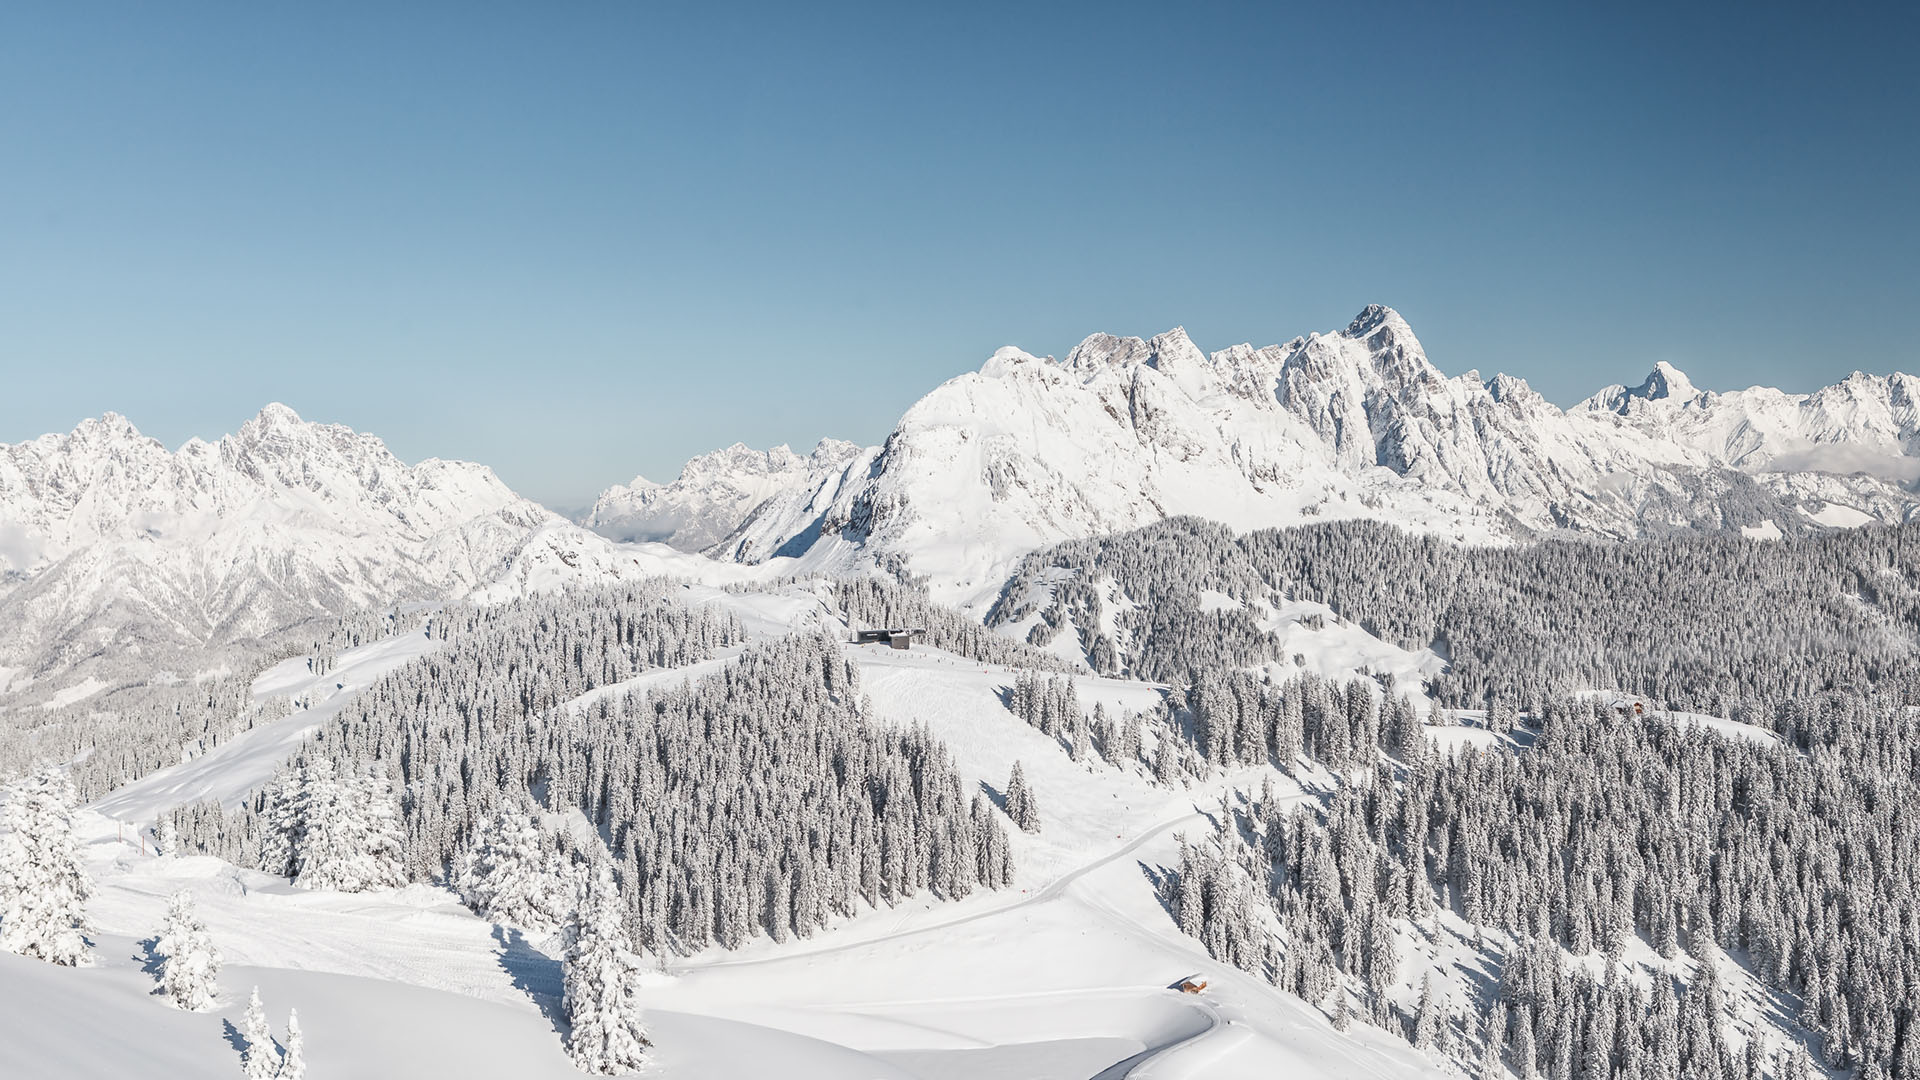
[0,769,92,966]
[241,987,280,1080]
[155,890,221,1012]
[564,863,650,1074]
[276,1010,305,1080]
[1005,761,1041,833]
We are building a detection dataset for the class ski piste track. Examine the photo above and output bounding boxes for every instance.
[677,787,1318,1078]
[677,809,1208,973]
[678,810,1229,1078]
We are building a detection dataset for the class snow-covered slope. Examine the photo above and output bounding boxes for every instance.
[37,620,1452,1080]
[0,405,654,689]
[585,439,863,550]
[629,306,1920,611]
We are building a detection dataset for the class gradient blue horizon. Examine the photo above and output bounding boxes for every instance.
[3,1,1915,509]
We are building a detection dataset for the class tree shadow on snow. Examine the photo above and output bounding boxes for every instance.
[1137,860,1179,923]
[976,778,1007,812]
[493,924,568,1036]
[220,1018,248,1056]
[993,685,1018,714]
[136,936,174,999]
[136,936,165,983]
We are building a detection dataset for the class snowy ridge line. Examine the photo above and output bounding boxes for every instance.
[590,305,1920,615]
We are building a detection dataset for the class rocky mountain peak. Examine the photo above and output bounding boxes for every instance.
[1635,361,1698,401]
[1146,328,1207,371]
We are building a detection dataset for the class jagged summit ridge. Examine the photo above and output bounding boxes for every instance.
[603,305,1920,612]
[585,437,863,549]
[0,404,642,686]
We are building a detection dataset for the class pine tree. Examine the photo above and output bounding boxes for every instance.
[1480,1003,1508,1079]
[1363,904,1397,1001]
[155,890,221,1011]
[1512,1005,1539,1080]
[276,1010,305,1080]
[1005,761,1041,833]
[1779,1042,1814,1080]
[242,987,281,1080]
[156,816,180,857]
[1412,972,1439,1049]
[457,800,571,931]
[0,769,93,966]
[1333,988,1353,1032]
[564,862,650,1074]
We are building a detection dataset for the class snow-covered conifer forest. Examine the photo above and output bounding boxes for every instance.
[7,324,1920,1077]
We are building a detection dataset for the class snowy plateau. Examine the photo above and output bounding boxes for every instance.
[1,304,1916,1080]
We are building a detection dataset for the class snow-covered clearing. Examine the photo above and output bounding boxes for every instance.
[39,676,107,709]
[1252,597,1445,700]
[1574,692,1781,747]
[1802,501,1875,528]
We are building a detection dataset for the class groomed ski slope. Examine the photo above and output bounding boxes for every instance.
[17,588,1454,1079]
[91,629,443,823]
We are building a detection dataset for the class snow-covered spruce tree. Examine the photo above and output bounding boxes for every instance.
[1411,972,1439,1050]
[241,986,280,1080]
[155,889,221,1011]
[0,768,92,966]
[156,816,180,857]
[1005,761,1040,833]
[279,758,405,892]
[564,862,650,1074]
[1478,1003,1507,1080]
[1069,711,1092,763]
[277,1009,304,1080]
[456,799,573,931]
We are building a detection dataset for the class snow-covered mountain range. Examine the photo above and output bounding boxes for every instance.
[596,305,1920,611]
[0,405,649,690]
[586,439,863,550]
[8,305,1918,688]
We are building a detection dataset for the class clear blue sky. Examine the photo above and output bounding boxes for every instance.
[3,2,1914,510]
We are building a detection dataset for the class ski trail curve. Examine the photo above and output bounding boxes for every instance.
[1091,997,1220,1079]
[677,808,1208,974]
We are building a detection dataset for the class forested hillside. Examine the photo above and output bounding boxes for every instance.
[1169,690,1920,1080]
[167,587,1014,955]
[991,517,1920,711]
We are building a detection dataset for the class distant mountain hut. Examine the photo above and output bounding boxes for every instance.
[851,628,926,650]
